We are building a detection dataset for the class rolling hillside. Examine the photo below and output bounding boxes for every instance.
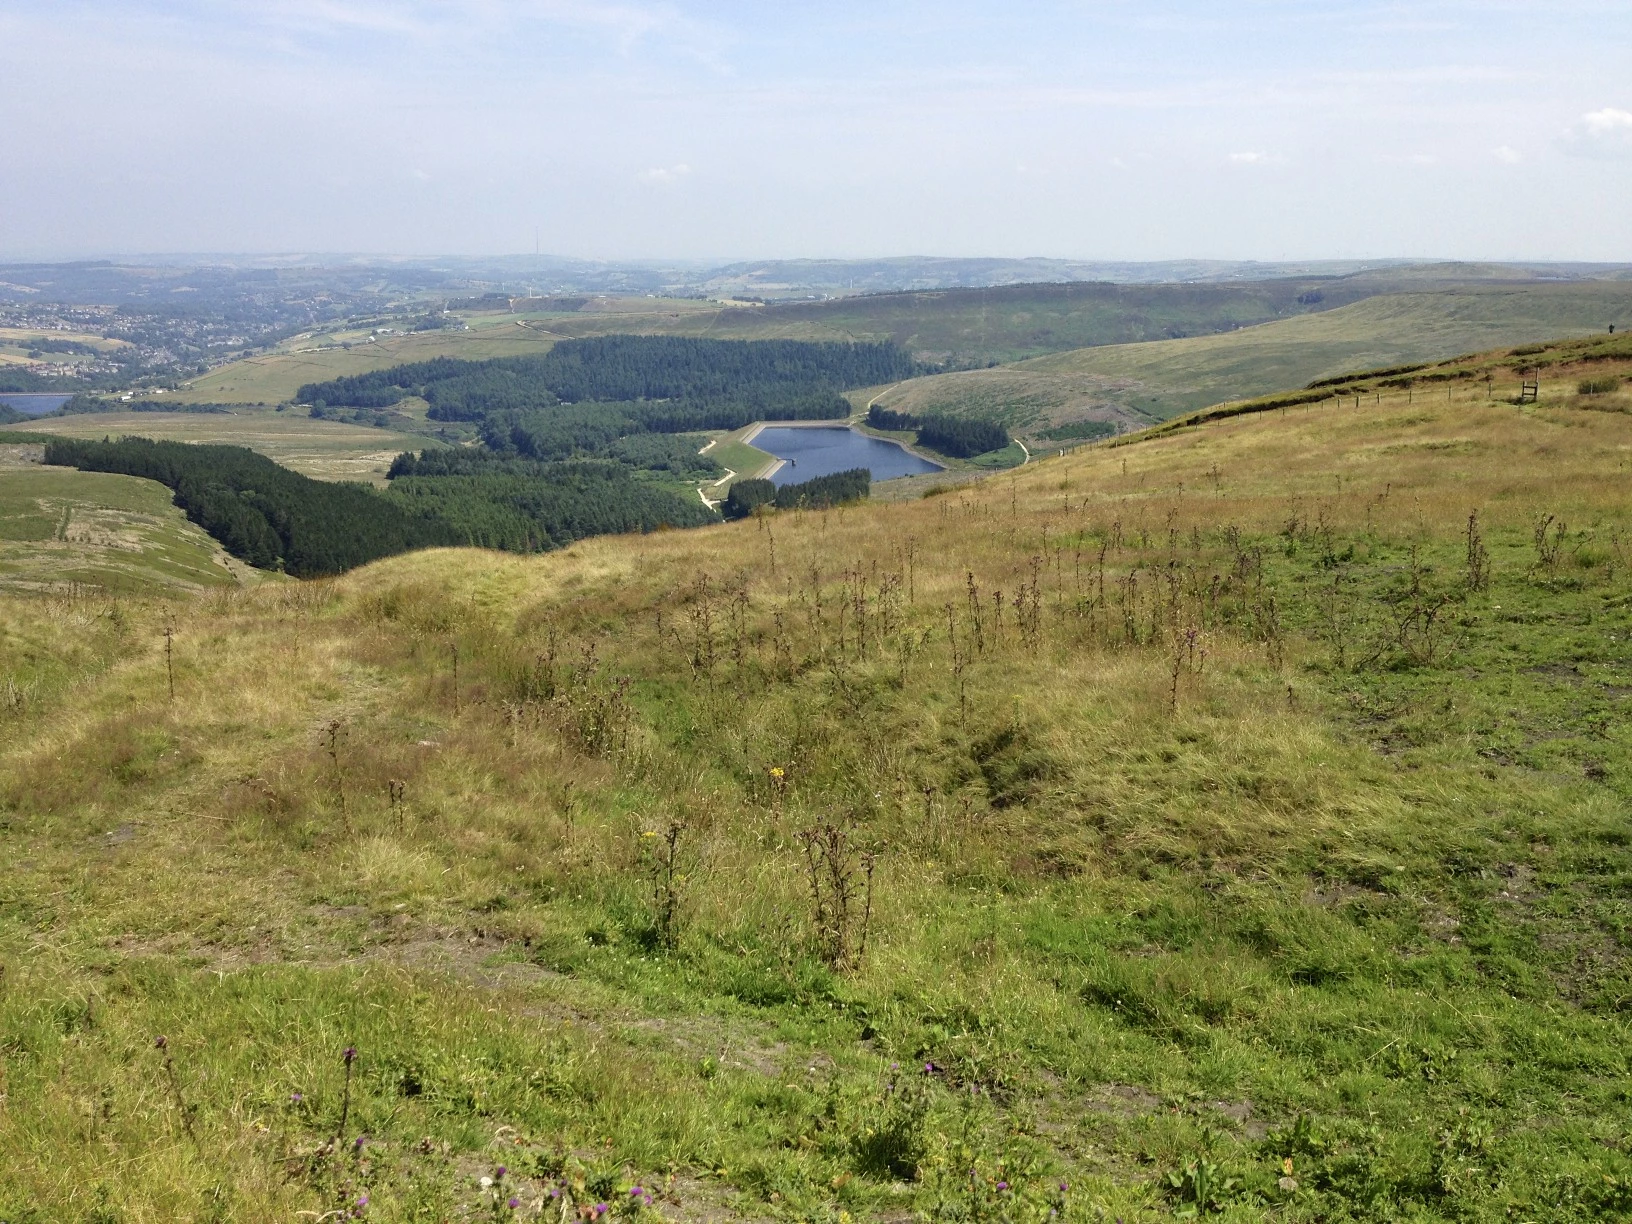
[2,410,430,485]
[158,266,1628,410]
[3,337,1632,1219]
[0,443,253,593]
[876,282,1632,432]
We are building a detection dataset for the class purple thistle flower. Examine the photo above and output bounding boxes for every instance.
[996,1181,1009,1191]
[1059,1182,1069,1193]
[355,1135,367,1151]
[630,1187,644,1197]
[343,1046,357,1064]
[496,1166,507,1180]
[594,1203,609,1216]
[290,1091,304,1102]
[154,1035,168,1049]
[509,1198,521,1210]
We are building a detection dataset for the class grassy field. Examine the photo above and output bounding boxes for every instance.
[698,426,778,484]
[4,340,1632,1220]
[882,283,1632,430]
[1,411,430,485]
[0,447,248,593]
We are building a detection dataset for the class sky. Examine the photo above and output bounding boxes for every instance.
[0,0,1629,262]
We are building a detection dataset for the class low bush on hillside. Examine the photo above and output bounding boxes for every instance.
[1037,419,1118,441]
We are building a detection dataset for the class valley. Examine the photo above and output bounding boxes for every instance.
[3,327,1631,1218]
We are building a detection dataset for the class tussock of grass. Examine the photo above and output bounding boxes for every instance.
[5,359,1632,1219]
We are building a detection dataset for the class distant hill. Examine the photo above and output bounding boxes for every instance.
[8,327,1632,1219]
[876,280,1632,432]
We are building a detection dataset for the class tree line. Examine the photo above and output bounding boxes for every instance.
[482,392,853,464]
[865,404,1010,458]
[296,336,916,421]
[296,336,919,474]
[723,468,871,518]
[44,437,714,577]
[43,437,450,575]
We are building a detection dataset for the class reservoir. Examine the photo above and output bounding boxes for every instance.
[752,425,943,486]
[0,393,72,416]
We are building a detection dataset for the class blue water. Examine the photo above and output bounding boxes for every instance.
[0,393,72,416]
[754,426,943,486]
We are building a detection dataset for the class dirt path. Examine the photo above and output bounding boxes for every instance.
[861,381,903,418]
[698,468,735,508]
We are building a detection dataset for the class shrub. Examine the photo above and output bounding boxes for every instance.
[1037,419,1117,441]
[1578,376,1622,395]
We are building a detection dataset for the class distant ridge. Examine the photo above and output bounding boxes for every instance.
[5,256,1630,307]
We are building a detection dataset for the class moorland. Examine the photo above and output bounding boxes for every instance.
[3,322,1632,1220]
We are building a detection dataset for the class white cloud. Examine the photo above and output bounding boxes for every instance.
[1562,107,1632,159]
[1228,150,1281,165]
[638,163,692,185]
[1493,145,1522,164]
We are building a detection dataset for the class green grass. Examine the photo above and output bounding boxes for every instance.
[699,429,778,483]
[6,339,1632,1220]
[1,410,430,485]
[0,456,248,593]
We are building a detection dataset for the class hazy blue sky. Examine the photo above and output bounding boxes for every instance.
[1,1,1628,261]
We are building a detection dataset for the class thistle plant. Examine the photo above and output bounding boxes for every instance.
[338,1045,357,1140]
[154,1035,200,1151]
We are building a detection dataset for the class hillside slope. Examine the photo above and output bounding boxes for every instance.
[881,283,1632,430]
[0,444,252,593]
[169,280,1350,407]
[3,341,1632,1219]
[2,410,429,484]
